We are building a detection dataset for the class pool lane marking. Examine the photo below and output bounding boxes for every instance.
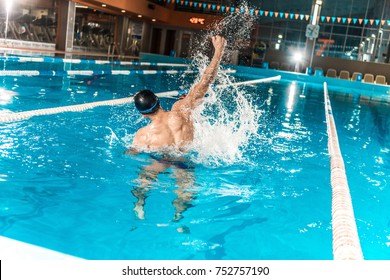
[0,56,188,67]
[0,75,280,123]
[323,82,363,260]
[0,69,234,77]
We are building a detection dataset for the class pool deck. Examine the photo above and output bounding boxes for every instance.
[0,236,80,260]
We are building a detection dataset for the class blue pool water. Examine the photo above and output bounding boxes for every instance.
[0,61,389,260]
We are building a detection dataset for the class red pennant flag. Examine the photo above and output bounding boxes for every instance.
[275,12,279,17]
[337,17,341,23]
[295,14,299,19]
[326,16,330,22]
[381,20,386,25]
[347,18,352,23]
[305,15,310,21]
[285,13,289,19]
[369,19,374,25]
[265,11,269,16]
[358,18,363,24]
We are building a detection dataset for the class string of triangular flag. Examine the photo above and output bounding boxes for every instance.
[157,0,390,26]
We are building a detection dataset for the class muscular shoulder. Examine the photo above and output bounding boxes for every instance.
[171,98,193,115]
[167,110,188,125]
[133,127,149,147]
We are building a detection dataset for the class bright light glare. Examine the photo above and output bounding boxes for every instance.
[293,52,303,62]
[5,0,13,12]
[0,88,17,105]
[286,81,297,117]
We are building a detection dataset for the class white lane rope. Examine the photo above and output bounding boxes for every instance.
[0,56,189,67]
[323,82,363,260]
[0,75,281,123]
[0,69,238,77]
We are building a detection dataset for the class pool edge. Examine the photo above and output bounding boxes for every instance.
[0,235,82,260]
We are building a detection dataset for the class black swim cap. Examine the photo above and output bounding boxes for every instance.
[134,90,160,114]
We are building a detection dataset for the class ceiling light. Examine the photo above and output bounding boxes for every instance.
[121,10,126,13]
[102,4,106,7]
[138,15,142,18]
[152,19,156,22]
[75,4,89,9]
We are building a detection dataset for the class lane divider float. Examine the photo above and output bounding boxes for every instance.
[0,75,280,123]
[0,56,189,67]
[323,82,363,260]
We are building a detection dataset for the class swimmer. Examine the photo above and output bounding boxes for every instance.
[127,36,226,225]
[127,35,226,154]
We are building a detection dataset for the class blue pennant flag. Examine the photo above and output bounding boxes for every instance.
[289,14,294,19]
[364,19,369,25]
[332,16,336,22]
[353,18,357,24]
[184,1,188,6]
[194,2,197,7]
[321,16,325,22]
[230,7,235,12]
[387,20,390,25]
[342,17,346,23]
[176,0,179,3]
[167,0,171,3]
[203,3,206,8]
[280,12,284,18]
[375,19,380,25]
[260,10,264,16]
[240,7,245,13]
[250,9,254,15]
[221,6,225,12]
[269,11,274,17]
[212,4,216,10]
[300,14,304,20]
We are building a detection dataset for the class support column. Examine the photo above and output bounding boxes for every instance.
[141,22,151,53]
[56,0,76,56]
[305,0,323,69]
[116,15,130,56]
[159,29,167,55]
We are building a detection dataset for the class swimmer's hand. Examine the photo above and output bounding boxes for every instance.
[210,35,226,53]
[124,147,140,155]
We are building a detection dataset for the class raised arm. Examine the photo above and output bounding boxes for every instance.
[174,36,226,111]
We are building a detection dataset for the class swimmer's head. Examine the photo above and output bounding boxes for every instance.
[134,90,160,115]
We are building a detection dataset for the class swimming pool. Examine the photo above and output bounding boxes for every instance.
[0,56,389,260]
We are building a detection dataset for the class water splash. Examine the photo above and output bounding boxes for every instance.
[190,1,256,65]
[188,4,261,167]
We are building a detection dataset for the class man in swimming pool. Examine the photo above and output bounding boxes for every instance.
[128,36,226,223]
[129,35,226,153]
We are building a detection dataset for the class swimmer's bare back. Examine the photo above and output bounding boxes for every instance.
[128,36,226,154]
